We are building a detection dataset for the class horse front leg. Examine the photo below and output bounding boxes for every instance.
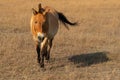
[40,50,45,68]
[36,44,41,64]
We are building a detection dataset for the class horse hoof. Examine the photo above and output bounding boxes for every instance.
[45,56,50,60]
[40,68,46,72]
[40,63,44,68]
[37,59,41,63]
[45,58,49,60]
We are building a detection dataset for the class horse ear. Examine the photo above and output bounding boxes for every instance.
[32,8,38,15]
[38,3,45,13]
[38,3,42,13]
[43,8,50,16]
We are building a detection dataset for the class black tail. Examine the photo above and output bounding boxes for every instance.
[57,12,77,29]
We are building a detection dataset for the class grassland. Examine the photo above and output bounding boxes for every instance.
[0,0,120,80]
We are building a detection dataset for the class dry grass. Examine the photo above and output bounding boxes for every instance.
[0,0,120,80]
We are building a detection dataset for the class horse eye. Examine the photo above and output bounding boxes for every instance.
[35,21,37,24]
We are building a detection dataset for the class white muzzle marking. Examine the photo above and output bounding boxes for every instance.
[37,32,44,42]
[37,32,44,38]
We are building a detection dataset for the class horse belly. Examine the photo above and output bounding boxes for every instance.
[48,13,59,39]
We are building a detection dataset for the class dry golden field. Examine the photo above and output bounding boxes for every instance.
[0,0,120,80]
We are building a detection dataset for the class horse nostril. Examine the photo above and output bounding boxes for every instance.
[38,36,41,40]
[38,36,44,41]
[42,37,45,41]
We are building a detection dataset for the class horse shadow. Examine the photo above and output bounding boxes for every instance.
[68,51,110,67]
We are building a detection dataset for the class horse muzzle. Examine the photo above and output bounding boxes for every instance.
[37,32,45,42]
[38,36,44,42]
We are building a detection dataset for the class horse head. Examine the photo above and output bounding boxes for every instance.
[31,5,49,42]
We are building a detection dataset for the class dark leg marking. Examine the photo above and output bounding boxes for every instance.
[40,52,45,68]
[36,45,41,63]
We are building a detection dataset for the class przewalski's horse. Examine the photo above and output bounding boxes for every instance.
[30,3,77,68]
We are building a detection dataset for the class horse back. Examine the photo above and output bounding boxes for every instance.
[44,6,59,39]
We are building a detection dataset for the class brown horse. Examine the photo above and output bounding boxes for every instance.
[30,3,77,68]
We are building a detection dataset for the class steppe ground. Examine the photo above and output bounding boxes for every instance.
[0,0,120,80]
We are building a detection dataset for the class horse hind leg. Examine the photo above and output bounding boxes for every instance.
[46,38,54,61]
[44,46,48,60]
